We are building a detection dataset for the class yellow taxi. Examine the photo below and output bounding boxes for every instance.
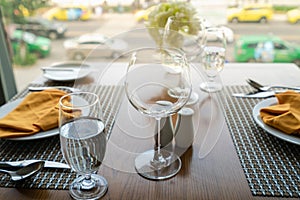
[134,6,155,22]
[227,4,273,23]
[286,7,300,24]
[43,6,92,21]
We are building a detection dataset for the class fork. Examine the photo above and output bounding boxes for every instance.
[246,78,300,91]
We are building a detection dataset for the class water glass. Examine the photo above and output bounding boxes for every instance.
[200,27,226,93]
[59,92,108,200]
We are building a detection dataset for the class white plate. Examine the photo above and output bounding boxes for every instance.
[43,62,91,81]
[252,98,300,145]
[0,96,88,141]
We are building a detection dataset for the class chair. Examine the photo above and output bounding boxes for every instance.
[0,7,17,105]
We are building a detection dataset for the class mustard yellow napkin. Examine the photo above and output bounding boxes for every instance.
[0,89,68,138]
[260,90,300,135]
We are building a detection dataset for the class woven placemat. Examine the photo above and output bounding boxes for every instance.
[0,83,124,189]
[217,85,300,197]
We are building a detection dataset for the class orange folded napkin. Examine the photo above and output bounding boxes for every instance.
[260,90,300,135]
[0,89,68,138]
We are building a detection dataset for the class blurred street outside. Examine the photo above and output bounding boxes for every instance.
[13,13,137,91]
[12,12,287,92]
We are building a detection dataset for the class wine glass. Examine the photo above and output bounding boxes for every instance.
[59,92,108,200]
[124,47,192,180]
[163,16,207,61]
[200,27,226,93]
[162,16,207,104]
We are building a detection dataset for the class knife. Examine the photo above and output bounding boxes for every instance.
[41,67,76,72]
[0,160,70,169]
[232,91,276,98]
[28,86,80,92]
[232,90,300,98]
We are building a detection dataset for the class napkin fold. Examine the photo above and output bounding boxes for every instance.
[0,89,68,138]
[260,90,300,135]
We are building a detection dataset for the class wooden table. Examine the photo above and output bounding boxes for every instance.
[1,62,299,200]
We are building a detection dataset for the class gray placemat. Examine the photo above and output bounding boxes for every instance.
[217,85,300,197]
[0,84,124,189]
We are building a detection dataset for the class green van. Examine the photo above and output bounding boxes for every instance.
[234,35,300,66]
[11,30,51,58]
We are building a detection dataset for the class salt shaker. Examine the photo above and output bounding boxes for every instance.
[174,107,194,149]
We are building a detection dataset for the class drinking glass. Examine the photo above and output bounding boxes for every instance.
[163,16,206,104]
[125,47,192,180]
[59,92,108,200]
[200,27,226,93]
[163,16,207,62]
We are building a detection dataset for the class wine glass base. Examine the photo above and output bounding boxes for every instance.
[69,174,108,200]
[135,149,182,180]
[200,82,222,93]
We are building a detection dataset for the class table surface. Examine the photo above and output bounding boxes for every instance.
[1,62,300,200]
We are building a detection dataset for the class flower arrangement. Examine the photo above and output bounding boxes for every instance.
[145,2,202,48]
[146,2,201,35]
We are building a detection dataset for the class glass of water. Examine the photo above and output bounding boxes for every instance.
[59,92,107,200]
[200,27,226,93]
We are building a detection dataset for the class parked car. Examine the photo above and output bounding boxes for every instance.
[203,20,234,43]
[63,33,128,60]
[43,6,92,21]
[286,7,300,24]
[14,17,67,40]
[10,30,51,58]
[227,4,273,23]
[234,35,300,66]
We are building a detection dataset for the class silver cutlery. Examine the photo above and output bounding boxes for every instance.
[232,91,276,98]
[246,78,300,91]
[0,161,44,181]
[0,160,70,169]
[28,86,80,93]
[41,67,77,72]
[232,90,300,98]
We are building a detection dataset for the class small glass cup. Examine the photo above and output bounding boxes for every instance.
[200,27,226,93]
[59,92,108,200]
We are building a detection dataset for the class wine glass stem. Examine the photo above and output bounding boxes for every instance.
[156,117,161,155]
[208,76,215,83]
[151,117,167,168]
[81,174,95,190]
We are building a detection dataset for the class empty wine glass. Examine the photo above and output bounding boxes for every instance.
[163,16,207,62]
[163,16,206,104]
[200,27,226,93]
[124,47,192,180]
[59,92,108,200]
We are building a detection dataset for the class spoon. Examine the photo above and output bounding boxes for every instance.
[0,161,44,181]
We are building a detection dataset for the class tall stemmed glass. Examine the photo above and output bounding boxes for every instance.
[59,92,108,200]
[163,16,207,62]
[200,27,226,92]
[125,47,192,180]
[163,16,206,103]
